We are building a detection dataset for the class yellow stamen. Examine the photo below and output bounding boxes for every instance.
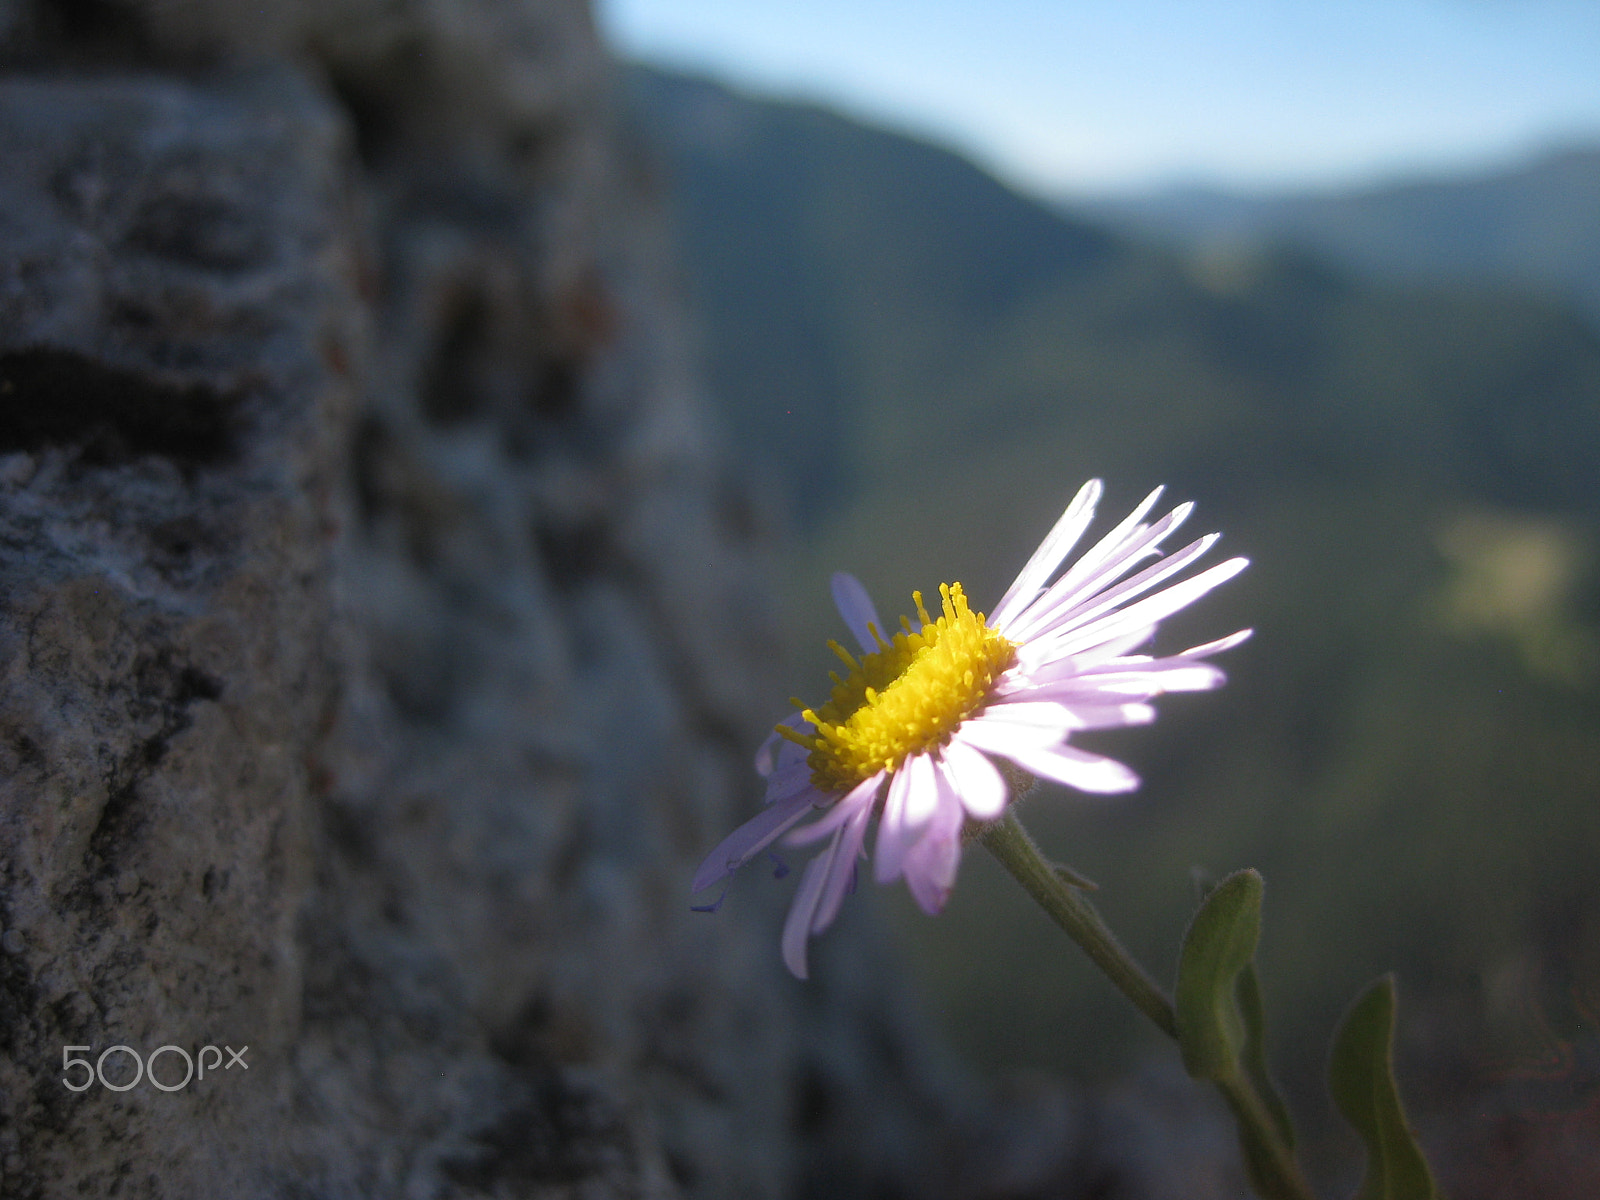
[777,583,1016,791]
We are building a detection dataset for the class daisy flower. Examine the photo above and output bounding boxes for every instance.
[692,480,1250,978]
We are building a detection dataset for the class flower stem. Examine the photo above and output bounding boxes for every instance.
[978,810,1318,1200]
[979,811,1177,1039]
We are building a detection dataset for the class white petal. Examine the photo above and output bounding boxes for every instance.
[1093,664,1227,692]
[1027,486,1168,611]
[940,738,1008,819]
[901,791,965,914]
[991,480,1102,630]
[999,743,1141,794]
[1009,503,1196,641]
[954,712,1072,754]
[874,764,919,884]
[831,571,884,655]
[1004,676,1163,702]
[1032,557,1249,660]
[1005,698,1157,728]
[976,700,1082,728]
[1013,529,1217,644]
[781,851,832,979]
[1009,626,1155,679]
[901,750,940,828]
[1181,628,1254,658]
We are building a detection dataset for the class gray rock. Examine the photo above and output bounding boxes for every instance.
[0,62,359,1196]
[0,5,835,1196]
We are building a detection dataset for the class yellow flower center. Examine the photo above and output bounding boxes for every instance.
[778,583,1017,791]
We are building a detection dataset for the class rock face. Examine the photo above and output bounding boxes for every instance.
[0,3,804,1195]
[0,3,1247,1198]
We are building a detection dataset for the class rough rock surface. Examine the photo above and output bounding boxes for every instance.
[0,3,1245,1198]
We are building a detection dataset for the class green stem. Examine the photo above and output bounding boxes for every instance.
[978,811,1177,1038]
[1214,1074,1319,1200]
[979,810,1319,1200]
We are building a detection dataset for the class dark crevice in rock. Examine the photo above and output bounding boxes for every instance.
[439,1074,635,1190]
[84,655,223,870]
[125,190,271,272]
[0,944,42,1059]
[349,413,389,527]
[420,287,495,428]
[9,0,156,65]
[0,348,239,468]
[529,354,582,422]
[46,0,146,42]
[498,992,598,1071]
[323,68,407,168]
[533,515,611,591]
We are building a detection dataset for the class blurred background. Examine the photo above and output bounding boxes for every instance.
[603,0,1600,1184]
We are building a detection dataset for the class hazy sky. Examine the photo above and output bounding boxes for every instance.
[598,0,1600,197]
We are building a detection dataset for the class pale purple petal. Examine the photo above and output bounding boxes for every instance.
[1002,674,1168,702]
[1006,503,1196,640]
[990,480,1103,629]
[785,772,884,846]
[811,802,873,933]
[939,738,1008,819]
[1011,485,1167,625]
[1011,528,1217,644]
[692,789,820,895]
[1081,663,1228,693]
[998,697,1158,729]
[996,742,1141,794]
[901,778,965,914]
[1007,626,1157,680]
[781,851,832,978]
[763,759,817,806]
[831,571,884,655]
[975,700,1085,730]
[1181,628,1254,658]
[953,712,1073,755]
[900,750,940,828]
[1030,557,1249,660]
[755,713,808,777]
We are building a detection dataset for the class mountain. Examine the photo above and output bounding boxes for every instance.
[627,70,1600,535]
[1081,146,1600,326]
[625,67,1119,530]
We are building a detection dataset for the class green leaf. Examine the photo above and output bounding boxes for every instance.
[1175,868,1263,1081]
[1328,976,1439,1200]
[1237,962,1296,1150]
[1050,860,1098,891]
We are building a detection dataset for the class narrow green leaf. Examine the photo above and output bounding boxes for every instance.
[1237,962,1296,1150]
[1175,868,1263,1081]
[1050,860,1099,891]
[1328,976,1439,1200]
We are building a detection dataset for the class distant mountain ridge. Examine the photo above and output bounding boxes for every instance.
[624,66,1123,529]
[1081,146,1600,326]
[626,66,1600,536]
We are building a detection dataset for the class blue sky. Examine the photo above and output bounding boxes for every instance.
[598,0,1600,197]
